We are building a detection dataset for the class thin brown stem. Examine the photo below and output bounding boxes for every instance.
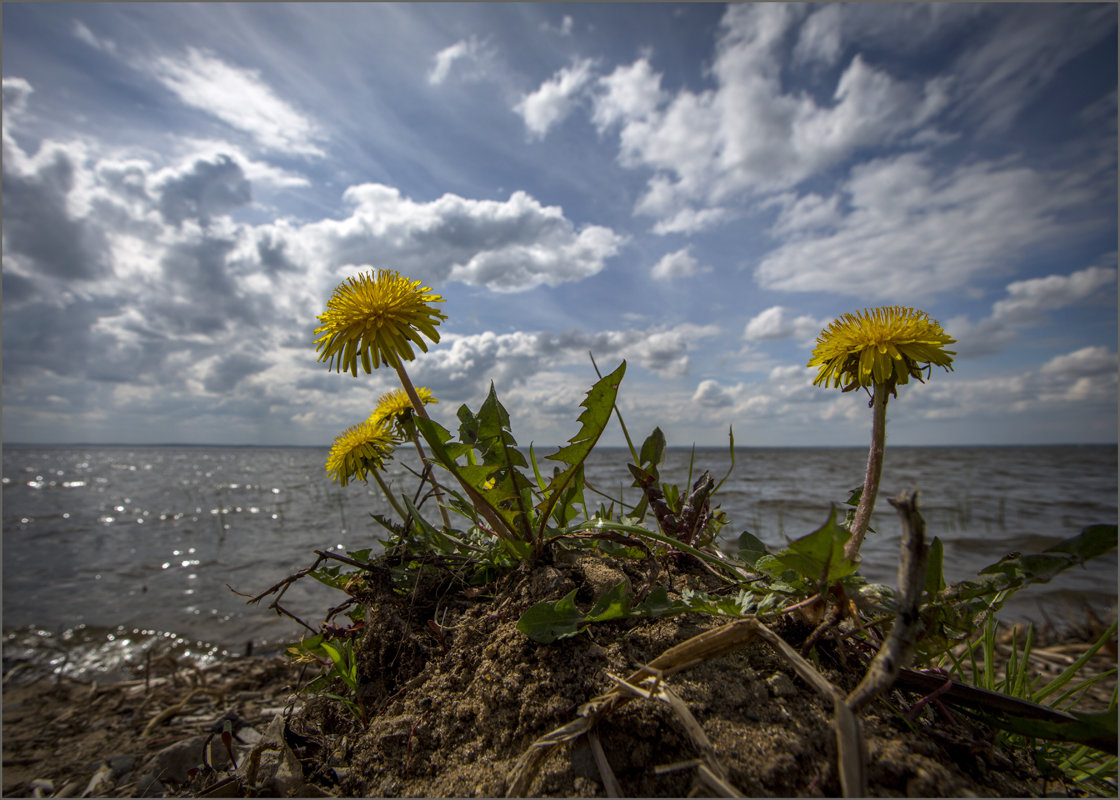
[845,382,888,561]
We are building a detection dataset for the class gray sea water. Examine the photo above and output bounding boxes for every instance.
[3,444,1116,681]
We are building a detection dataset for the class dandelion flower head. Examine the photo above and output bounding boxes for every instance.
[314,268,447,376]
[325,417,397,487]
[807,306,955,392]
[370,386,438,436]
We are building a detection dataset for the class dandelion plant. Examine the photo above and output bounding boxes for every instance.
[808,306,956,560]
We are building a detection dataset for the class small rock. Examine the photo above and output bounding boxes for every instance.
[108,754,136,780]
[136,772,165,797]
[28,778,53,798]
[765,671,796,698]
[141,734,228,787]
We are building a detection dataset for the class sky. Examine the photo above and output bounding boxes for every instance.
[2,2,1117,449]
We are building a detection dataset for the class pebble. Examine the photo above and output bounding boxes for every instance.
[765,671,796,698]
[28,778,52,798]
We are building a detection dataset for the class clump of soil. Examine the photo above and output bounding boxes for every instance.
[3,551,1112,797]
[272,552,1086,798]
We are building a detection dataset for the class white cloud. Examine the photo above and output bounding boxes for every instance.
[591,5,951,230]
[650,206,735,236]
[591,57,665,131]
[692,379,735,408]
[149,48,325,156]
[793,5,844,67]
[650,247,711,281]
[72,20,118,54]
[950,5,1116,136]
[411,323,721,400]
[300,184,625,292]
[428,37,489,86]
[754,153,1104,300]
[1038,346,1117,379]
[948,263,1117,359]
[2,77,33,118]
[743,306,828,343]
[993,266,1117,324]
[514,58,596,138]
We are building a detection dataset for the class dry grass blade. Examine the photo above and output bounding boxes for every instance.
[587,728,623,798]
[846,488,928,713]
[506,617,867,797]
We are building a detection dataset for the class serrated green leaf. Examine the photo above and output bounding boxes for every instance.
[756,507,859,587]
[536,361,626,534]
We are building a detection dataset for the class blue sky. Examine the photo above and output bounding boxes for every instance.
[2,3,1116,448]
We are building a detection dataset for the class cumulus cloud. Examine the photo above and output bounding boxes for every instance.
[585,5,951,231]
[743,306,828,343]
[2,139,112,281]
[302,183,624,292]
[514,58,596,138]
[692,379,735,408]
[412,323,721,398]
[3,76,33,117]
[591,57,665,131]
[754,153,1107,300]
[650,247,711,281]
[154,154,252,227]
[1,90,633,444]
[148,48,325,156]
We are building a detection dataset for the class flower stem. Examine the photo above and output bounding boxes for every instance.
[389,356,453,531]
[846,382,888,561]
[370,468,409,525]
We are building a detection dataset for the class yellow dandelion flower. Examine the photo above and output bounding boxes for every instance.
[370,386,438,435]
[314,269,447,376]
[807,306,956,392]
[325,418,397,487]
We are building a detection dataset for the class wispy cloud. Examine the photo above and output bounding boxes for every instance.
[428,36,490,86]
[754,154,1109,300]
[149,48,325,156]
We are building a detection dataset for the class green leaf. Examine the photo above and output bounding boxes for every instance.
[414,415,520,541]
[975,708,1118,755]
[586,579,632,622]
[516,589,586,644]
[638,427,666,474]
[737,531,769,566]
[925,536,947,595]
[634,586,691,617]
[1044,524,1118,563]
[536,361,626,534]
[756,507,859,587]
